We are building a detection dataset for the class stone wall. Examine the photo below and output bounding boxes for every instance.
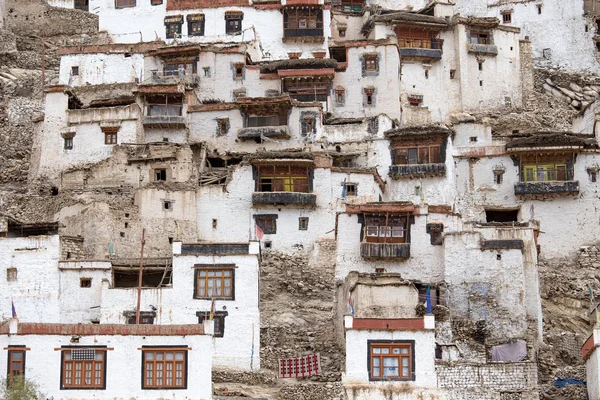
[59,235,84,259]
[436,362,538,391]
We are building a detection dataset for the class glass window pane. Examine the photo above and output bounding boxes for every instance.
[393,348,400,354]
[373,358,380,366]
[156,352,164,360]
[373,348,381,354]
[402,357,409,366]
[381,348,389,354]
[373,367,380,376]
[175,352,184,360]
[95,352,103,360]
[402,367,409,376]
[166,352,174,360]
[11,352,23,360]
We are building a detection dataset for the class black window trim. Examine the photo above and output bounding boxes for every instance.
[59,345,108,390]
[367,340,415,382]
[196,311,229,338]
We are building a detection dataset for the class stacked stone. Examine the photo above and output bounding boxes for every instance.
[578,245,600,268]
[542,78,600,110]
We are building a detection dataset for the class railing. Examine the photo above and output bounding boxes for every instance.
[252,192,317,206]
[389,163,446,178]
[144,70,200,86]
[331,0,363,13]
[398,38,443,50]
[284,28,324,38]
[514,181,579,195]
[360,243,411,260]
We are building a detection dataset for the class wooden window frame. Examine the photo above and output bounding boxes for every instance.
[126,311,155,324]
[225,12,243,35]
[60,347,107,390]
[80,278,92,288]
[502,12,512,24]
[194,265,235,300]
[115,0,136,8]
[283,7,323,38]
[104,130,118,145]
[331,0,364,14]
[64,137,73,150]
[363,213,410,244]
[165,61,195,76]
[393,143,442,165]
[298,217,309,231]
[141,347,187,389]
[518,153,573,182]
[345,183,357,196]
[187,14,205,36]
[283,77,329,102]
[396,27,443,50]
[470,30,490,45]
[146,95,183,117]
[154,168,167,182]
[368,340,415,381]
[256,164,311,193]
[255,215,277,234]
[7,347,26,385]
[364,55,377,71]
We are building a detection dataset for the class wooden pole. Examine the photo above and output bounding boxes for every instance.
[136,229,146,325]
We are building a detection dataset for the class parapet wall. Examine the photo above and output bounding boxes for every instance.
[436,362,538,391]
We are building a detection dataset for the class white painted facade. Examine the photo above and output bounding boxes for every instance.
[0,321,213,400]
[586,328,600,400]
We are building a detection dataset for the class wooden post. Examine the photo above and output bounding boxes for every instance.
[136,229,146,325]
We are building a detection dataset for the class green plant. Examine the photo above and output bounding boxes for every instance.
[0,376,45,400]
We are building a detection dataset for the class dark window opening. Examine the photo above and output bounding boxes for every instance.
[80,278,92,288]
[7,268,17,282]
[450,69,456,79]
[126,312,155,324]
[424,70,429,79]
[71,66,79,76]
[247,115,284,127]
[365,89,374,106]
[146,95,183,116]
[339,28,346,37]
[155,169,167,181]
[426,223,444,245]
[330,47,347,63]
[115,0,136,7]
[225,12,243,35]
[502,12,512,24]
[217,118,229,136]
[283,7,323,38]
[114,269,171,288]
[537,4,542,14]
[74,0,89,10]
[485,209,519,223]
[64,137,73,150]
[596,19,600,32]
[188,15,205,36]
[478,62,483,71]
[299,217,309,230]
[497,253,502,260]
[344,183,357,196]
[51,186,59,196]
[408,95,423,106]
[470,30,490,45]
[591,171,597,182]
[596,42,600,52]
[163,200,173,210]
[234,63,244,79]
[151,0,162,4]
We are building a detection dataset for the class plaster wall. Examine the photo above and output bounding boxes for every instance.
[343,328,436,387]
[0,236,61,322]
[46,0,74,8]
[57,261,112,323]
[587,344,600,400]
[353,284,419,319]
[98,251,260,370]
[329,45,401,120]
[0,333,213,400]
[329,14,364,42]
[59,53,144,86]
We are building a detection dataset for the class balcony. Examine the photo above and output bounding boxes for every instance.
[467,43,498,56]
[360,243,410,260]
[67,104,140,125]
[145,70,200,87]
[252,192,317,206]
[142,115,186,128]
[399,38,443,61]
[389,163,445,179]
[238,126,291,141]
[514,181,579,196]
[331,0,363,13]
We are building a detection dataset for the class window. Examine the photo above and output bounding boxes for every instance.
[335,88,345,106]
[71,66,79,76]
[194,266,234,299]
[589,168,598,182]
[164,16,183,39]
[247,115,282,127]
[330,47,347,63]
[233,89,246,100]
[115,0,136,8]
[407,95,423,106]
[470,30,490,44]
[339,28,346,37]
[7,348,26,385]
[478,62,483,71]
[225,12,243,35]
[283,8,323,38]
[364,214,409,244]
[331,0,363,13]
[344,182,357,196]
[146,95,183,116]
[64,137,73,150]
[165,61,195,76]
[7,268,17,281]
[368,341,414,381]
[151,0,162,4]
[364,88,375,106]
[187,14,205,36]
[393,143,442,165]
[104,130,118,145]
[155,169,167,181]
[203,67,210,77]
[519,154,572,182]
[299,217,309,230]
[302,115,315,136]
[80,278,92,288]
[283,77,330,101]
[126,311,155,324]
[197,311,228,337]
[364,54,378,72]
[537,4,542,14]
[255,215,277,234]
[61,347,106,389]
[256,164,311,193]
[395,26,443,50]
[470,136,478,143]
[494,170,504,184]
[234,63,244,79]
[163,200,173,210]
[450,69,456,79]
[142,348,187,389]
[502,12,512,24]
[426,223,443,245]
[217,118,229,136]
[485,209,519,223]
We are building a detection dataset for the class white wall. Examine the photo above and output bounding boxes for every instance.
[0,331,213,400]
[59,54,144,86]
[0,236,61,322]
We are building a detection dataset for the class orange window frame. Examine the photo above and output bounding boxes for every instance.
[142,349,187,389]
